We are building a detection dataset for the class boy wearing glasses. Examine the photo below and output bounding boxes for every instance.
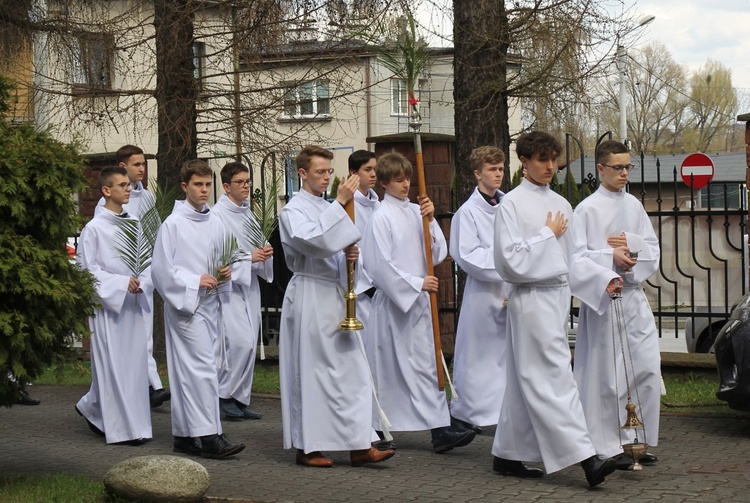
[573,140,661,469]
[95,145,170,410]
[76,166,153,445]
[211,162,273,420]
[278,145,395,468]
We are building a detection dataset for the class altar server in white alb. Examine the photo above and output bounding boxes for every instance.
[491,131,621,487]
[363,151,476,453]
[573,139,661,469]
[76,166,152,445]
[152,160,245,459]
[348,150,379,324]
[278,145,394,468]
[212,161,273,421]
[94,145,170,410]
[449,146,507,433]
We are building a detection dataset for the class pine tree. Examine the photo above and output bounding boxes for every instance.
[0,76,97,406]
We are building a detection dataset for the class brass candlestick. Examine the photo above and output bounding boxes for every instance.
[338,197,363,331]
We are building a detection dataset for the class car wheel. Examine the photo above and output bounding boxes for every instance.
[696,324,724,353]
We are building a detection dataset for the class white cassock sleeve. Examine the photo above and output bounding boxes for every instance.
[151,223,201,314]
[493,202,568,284]
[451,210,503,283]
[624,211,660,284]
[280,202,359,258]
[77,226,130,314]
[136,265,154,313]
[364,213,446,314]
[569,214,620,315]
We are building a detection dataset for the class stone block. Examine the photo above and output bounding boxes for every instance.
[104,455,210,503]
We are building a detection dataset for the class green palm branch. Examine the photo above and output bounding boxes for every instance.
[242,168,281,250]
[148,177,183,223]
[113,217,152,278]
[377,12,430,115]
[188,234,248,323]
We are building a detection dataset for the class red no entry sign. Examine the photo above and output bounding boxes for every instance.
[681,153,714,190]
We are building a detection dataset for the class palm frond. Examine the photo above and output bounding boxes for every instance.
[377,12,430,99]
[148,177,183,223]
[242,168,281,250]
[113,218,152,278]
[188,234,248,323]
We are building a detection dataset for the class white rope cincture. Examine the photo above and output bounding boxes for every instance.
[354,331,393,442]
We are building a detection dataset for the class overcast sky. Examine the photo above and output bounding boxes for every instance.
[637,0,750,93]
[416,1,750,108]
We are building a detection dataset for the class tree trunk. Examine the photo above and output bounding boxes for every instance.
[154,0,198,188]
[453,1,511,203]
[152,0,198,364]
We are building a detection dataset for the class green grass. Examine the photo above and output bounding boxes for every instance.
[32,357,745,415]
[0,474,113,502]
[660,370,737,415]
[35,358,281,395]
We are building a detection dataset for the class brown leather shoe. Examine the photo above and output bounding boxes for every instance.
[295,450,334,468]
[350,446,396,467]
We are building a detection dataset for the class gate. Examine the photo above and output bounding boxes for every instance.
[558,133,748,353]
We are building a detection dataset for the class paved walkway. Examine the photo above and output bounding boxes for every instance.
[2,385,750,502]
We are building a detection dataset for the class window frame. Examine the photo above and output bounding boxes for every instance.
[390,78,425,117]
[281,80,331,120]
[71,31,115,90]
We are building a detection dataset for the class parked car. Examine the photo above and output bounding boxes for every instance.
[686,307,736,353]
[714,291,750,411]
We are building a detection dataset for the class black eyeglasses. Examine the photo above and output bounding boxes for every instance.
[601,163,636,172]
[108,182,131,190]
[231,179,250,187]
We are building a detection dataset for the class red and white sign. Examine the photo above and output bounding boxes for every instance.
[681,153,714,190]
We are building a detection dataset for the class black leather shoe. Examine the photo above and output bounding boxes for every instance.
[372,439,397,451]
[640,452,658,464]
[17,388,40,406]
[451,416,482,435]
[431,425,476,453]
[116,438,146,446]
[492,456,544,478]
[149,387,171,408]
[75,406,105,437]
[200,433,245,459]
[220,398,245,419]
[233,400,263,420]
[173,436,202,456]
[581,455,617,487]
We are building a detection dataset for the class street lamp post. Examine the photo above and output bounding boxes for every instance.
[618,15,656,150]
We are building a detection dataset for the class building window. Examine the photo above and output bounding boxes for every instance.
[390,78,424,116]
[282,80,330,119]
[72,32,114,89]
[193,41,205,89]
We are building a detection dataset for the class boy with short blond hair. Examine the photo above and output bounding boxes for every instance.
[450,146,507,433]
[363,151,476,453]
[212,161,273,420]
[76,165,153,445]
[151,160,245,459]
